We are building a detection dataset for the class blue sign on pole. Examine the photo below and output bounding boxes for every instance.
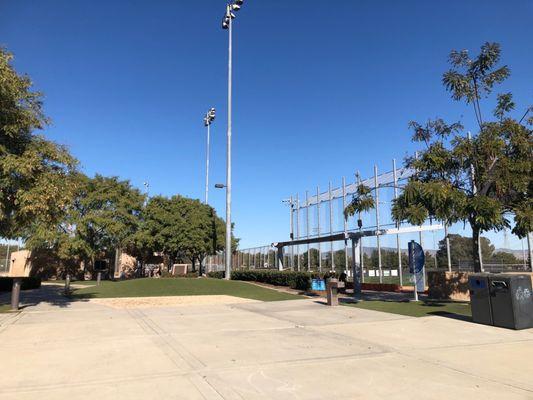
[408,241,425,274]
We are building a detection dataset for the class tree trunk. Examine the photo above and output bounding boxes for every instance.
[168,256,174,272]
[471,225,483,273]
[90,255,96,279]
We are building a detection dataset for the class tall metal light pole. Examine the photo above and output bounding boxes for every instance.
[221,0,244,280]
[203,108,216,204]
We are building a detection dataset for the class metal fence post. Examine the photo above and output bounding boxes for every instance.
[527,232,533,272]
[342,177,348,272]
[351,238,361,298]
[306,190,310,271]
[356,172,364,283]
[317,185,322,272]
[4,242,10,272]
[374,165,382,283]
[251,249,255,269]
[290,195,294,270]
[296,194,300,271]
[418,225,425,287]
[393,159,402,286]
[329,181,334,271]
[445,223,452,271]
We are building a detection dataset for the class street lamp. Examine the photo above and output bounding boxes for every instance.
[221,0,245,280]
[203,107,216,204]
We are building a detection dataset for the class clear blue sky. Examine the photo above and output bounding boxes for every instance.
[1,0,532,249]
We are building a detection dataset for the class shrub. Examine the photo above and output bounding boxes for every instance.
[209,269,314,291]
[207,271,225,279]
[0,277,42,292]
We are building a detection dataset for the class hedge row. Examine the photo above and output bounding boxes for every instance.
[207,270,339,291]
[0,277,42,292]
[208,271,225,279]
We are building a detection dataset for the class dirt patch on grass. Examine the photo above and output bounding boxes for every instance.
[89,295,259,309]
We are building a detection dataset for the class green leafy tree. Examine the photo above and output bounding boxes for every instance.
[425,251,437,269]
[346,43,532,273]
[302,248,320,269]
[394,43,531,272]
[437,234,480,267]
[333,249,347,270]
[364,249,409,270]
[179,198,226,273]
[31,174,145,275]
[490,251,520,265]
[123,224,156,272]
[137,195,233,274]
[344,184,375,219]
[0,48,77,240]
[435,233,520,267]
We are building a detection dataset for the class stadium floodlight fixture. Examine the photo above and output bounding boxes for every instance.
[204,107,216,126]
[204,107,216,204]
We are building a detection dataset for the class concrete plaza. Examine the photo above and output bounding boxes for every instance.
[1,287,533,399]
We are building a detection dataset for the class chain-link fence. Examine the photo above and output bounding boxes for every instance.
[0,243,18,274]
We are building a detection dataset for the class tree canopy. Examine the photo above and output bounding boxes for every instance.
[393,43,531,272]
[345,43,532,272]
[134,196,230,273]
[28,174,145,270]
[435,234,520,267]
[0,48,77,240]
[1,46,236,278]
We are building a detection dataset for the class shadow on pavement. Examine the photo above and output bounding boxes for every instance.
[335,293,472,321]
[426,310,472,322]
[0,283,95,310]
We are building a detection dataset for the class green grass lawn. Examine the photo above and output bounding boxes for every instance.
[0,303,12,313]
[344,299,472,318]
[44,280,95,286]
[361,276,403,284]
[72,278,303,302]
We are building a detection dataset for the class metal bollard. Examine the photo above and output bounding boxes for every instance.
[327,278,339,306]
[65,273,71,295]
[11,278,22,311]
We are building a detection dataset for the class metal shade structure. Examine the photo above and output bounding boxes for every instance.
[273,224,443,298]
